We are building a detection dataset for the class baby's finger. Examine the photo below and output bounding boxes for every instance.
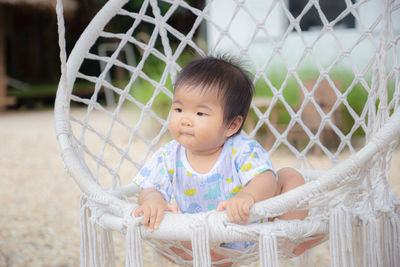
[147,207,157,231]
[217,201,226,212]
[242,204,251,224]
[134,206,143,217]
[154,208,164,230]
[242,202,251,216]
[142,206,151,228]
[238,207,249,224]
[228,205,240,223]
[226,207,233,222]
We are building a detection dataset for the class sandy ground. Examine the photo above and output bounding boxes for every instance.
[0,109,399,266]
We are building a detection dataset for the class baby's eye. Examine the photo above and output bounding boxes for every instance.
[197,112,205,116]
[175,108,182,112]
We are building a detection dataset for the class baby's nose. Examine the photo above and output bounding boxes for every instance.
[181,118,192,126]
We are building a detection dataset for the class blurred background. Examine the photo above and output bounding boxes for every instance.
[0,0,206,110]
[1,0,92,110]
[0,0,399,266]
[1,0,397,153]
[2,0,395,117]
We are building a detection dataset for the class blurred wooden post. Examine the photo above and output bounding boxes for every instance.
[0,5,7,111]
[0,6,15,111]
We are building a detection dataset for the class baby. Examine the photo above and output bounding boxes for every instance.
[133,56,308,260]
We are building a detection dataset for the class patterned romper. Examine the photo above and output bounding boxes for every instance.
[133,133,277,251]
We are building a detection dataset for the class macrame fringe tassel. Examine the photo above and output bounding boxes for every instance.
[361,218,381,267]
[79,202,90,267]
[329,207,354,267]
[381,212,400,267]
[99,228,116,267]
[191,223,211,267]
[351,222,363,266]
[80,197,101,267]
[259,233,279,267]
[80,200,90,267]
[126,222,143,267]
[88,220,100,266]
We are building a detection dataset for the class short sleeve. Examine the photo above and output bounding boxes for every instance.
[132,145,174,202]
[233,137,276,185]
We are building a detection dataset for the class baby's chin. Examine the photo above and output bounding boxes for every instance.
[175,134,195,145]
[180,141,198,151]
[176,138,194,149]
[179,140,206,153]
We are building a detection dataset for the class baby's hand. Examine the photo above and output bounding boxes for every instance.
[134,190,178,232]
[217,192,255,224]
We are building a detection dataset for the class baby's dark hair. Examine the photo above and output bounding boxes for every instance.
[174,55,254,131]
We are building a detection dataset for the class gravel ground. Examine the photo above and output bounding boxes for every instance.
[0,109,399,266]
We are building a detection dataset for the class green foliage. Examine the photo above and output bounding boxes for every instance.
[127,51,194,117]
[16,50,395,138]
[117,57,396,137]
[129,51,192,98]
[329,67,368,135]
[250,62,388,136]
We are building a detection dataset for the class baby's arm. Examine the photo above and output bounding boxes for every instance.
[134,188,178,232]
[217,171,277,224]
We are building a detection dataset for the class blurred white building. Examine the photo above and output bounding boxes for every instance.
[206,0,400,72]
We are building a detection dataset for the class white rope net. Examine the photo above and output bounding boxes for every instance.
[55,0,400,266]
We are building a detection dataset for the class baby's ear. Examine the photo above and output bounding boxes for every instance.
[226,116,243,137]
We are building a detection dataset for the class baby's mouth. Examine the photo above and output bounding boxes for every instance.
[180,129,194,136]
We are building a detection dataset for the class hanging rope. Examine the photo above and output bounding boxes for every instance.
[55,0,69,108]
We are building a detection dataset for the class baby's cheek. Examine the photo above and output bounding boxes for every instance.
[169,120,179,136]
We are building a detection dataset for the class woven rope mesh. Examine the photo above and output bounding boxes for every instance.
[67,0,400,191]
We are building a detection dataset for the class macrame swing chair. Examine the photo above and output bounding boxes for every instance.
[55,0,400,266]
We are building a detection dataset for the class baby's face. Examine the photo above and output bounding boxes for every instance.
[169,85,232,153]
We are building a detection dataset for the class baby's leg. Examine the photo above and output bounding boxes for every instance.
[273,167,322,255]
[274,167,308,221]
